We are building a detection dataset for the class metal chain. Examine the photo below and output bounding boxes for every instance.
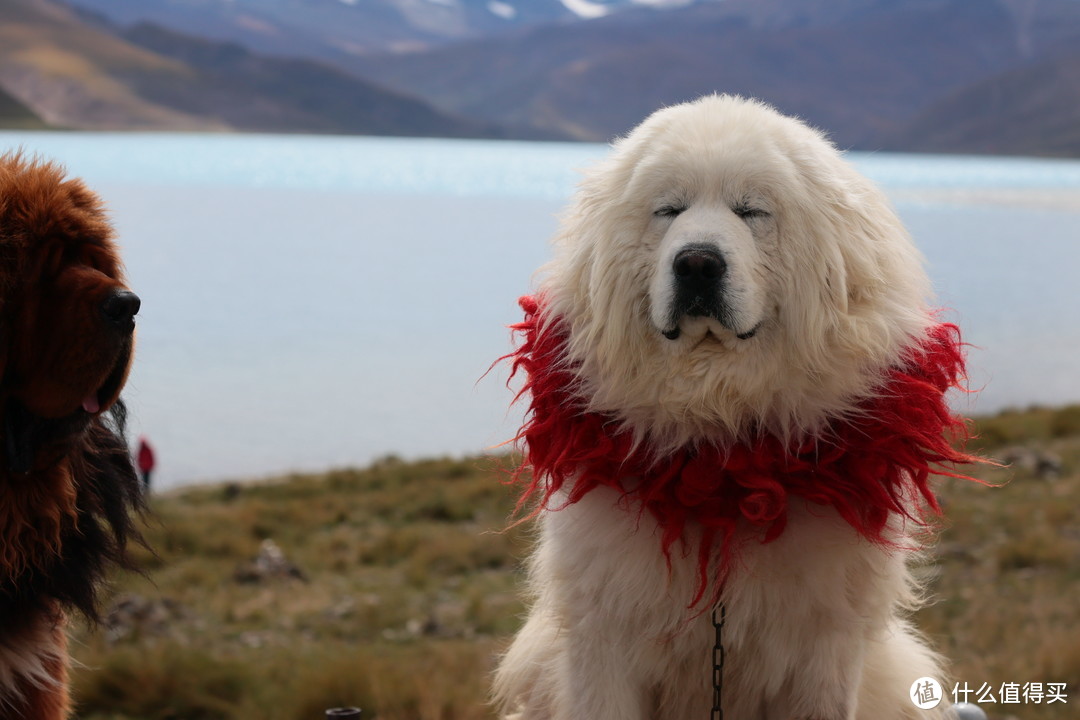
[711,603,725,720]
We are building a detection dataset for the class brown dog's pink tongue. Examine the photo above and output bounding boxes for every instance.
[82,395,100,414]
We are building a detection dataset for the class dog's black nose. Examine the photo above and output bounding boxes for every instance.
[673,246,726,282]
[102,290,141,329]
[671,245,727,320]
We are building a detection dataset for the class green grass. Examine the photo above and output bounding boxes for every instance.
[914,405,1080,718]
[69,407,1080,719]
[71,455,528,720]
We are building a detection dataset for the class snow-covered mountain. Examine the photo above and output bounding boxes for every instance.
[65,0,717,57]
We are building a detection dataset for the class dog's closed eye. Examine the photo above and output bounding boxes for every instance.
[732,204,770,221]
[654,204,687,218]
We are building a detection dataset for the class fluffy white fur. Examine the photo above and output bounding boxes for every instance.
[494,96,950,720]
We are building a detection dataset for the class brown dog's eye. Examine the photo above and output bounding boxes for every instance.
[41,244,67,277]
[80,243,120,278]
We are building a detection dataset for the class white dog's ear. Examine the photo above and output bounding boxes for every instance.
[835,223,883,315]
[821,181,918,317]
[543,141,646,325]
[807,177,931,375]
[821,240,852,315]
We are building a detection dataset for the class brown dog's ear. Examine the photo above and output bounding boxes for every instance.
[0,328,7,390]
[1,399,87,473]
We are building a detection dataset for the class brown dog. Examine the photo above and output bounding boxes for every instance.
[0,153,144,719]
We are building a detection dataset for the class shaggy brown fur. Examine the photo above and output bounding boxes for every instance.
[0,153,144,719]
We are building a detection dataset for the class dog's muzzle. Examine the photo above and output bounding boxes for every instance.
[662,245,730,340]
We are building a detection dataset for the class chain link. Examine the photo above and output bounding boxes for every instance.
[711,603,725,720]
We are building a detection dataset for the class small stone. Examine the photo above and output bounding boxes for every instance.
[948,702,988,720]
[233,538,308,583]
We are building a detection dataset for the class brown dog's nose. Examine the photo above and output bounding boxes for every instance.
[102,290,141,330]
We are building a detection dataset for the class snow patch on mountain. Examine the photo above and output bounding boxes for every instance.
[560,0,611,20]
[488,1,516,19]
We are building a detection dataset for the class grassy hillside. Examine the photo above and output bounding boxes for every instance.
[117,23,519,139]
[0,0,512,137]
[0,85,49,129]
[0,0,223,131]
[69,406,1080,719]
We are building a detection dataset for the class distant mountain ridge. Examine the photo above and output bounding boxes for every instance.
[347,0,1080,154]
[6,0,1080,156]
[879,47,1080,157]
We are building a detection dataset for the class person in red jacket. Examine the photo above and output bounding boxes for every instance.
[137,436,156,491]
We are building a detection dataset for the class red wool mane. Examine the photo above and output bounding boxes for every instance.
[505,295,977,605]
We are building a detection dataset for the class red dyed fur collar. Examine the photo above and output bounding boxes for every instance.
[505,295,976,604]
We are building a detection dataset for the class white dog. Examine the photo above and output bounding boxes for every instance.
[494,96,973,720]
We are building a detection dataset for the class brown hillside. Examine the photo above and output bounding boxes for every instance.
[0,0,223,130]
